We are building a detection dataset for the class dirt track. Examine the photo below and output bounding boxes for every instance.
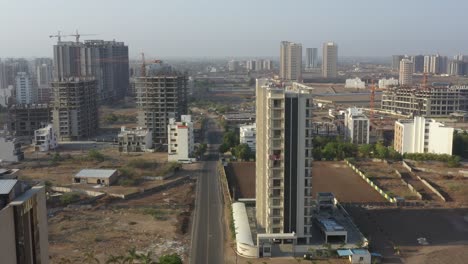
[312,161,387,203]
[225,162,255,199]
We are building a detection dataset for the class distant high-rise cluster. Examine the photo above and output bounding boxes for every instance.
[322,42,338,78]
[280,41,302,81]
[53,39,129,102]
[392,54,467,76]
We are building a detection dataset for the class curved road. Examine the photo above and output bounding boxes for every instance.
[190,117,224,264]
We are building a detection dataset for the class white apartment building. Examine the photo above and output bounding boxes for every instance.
[399,59,414,86]
[15,72,36,104]
[239,124,256,152]
[344,107,370,144]
[168,115,194,162]
[0,86,13,107]
[322,42,338,78]
[394,116,454,155]
[34,124,58,152]
[378,78,399,89]
[280,41,302,81]
[344,78,365,89]
[117,127,153,153]
[256,79,314,245]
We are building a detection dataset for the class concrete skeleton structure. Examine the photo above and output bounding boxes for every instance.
[34,124,58,152]
[118,127,153,153]
[0,180,49,264]
[344,107,370,144]
[322,42,338,78]
[256,78,314,244]
[280,41,302,81]
[136,64,188,144]
[168,115,194,162]
[239,124,256,152]
[53,39,129,102]
[381,86,468,116]
[394,116,454,155]
[7,104,52,138]
[51,78,98,141]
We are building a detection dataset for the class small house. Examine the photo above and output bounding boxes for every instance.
[74,169,118,186]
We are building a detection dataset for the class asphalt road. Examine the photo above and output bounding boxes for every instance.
[190,116,224,264]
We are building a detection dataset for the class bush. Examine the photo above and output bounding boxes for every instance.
[60,192,80,205]
[87,149,105,162]
[159,254,182,264]
[127,159,154,169]
[118,178,136,186]
[142,208,167,220]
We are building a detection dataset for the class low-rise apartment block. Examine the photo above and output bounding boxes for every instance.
[394,116,454,155]
[118,127,153,153]
[344,107,369,144]
[34,124,58,152]
[240,124,256,152]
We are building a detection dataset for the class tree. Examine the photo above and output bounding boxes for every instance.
[233,144,252,161]
[88,149,105,162]
[358,144,374,158]
[223,131,239,148]
[159,254,183,264]
[218,142,230,153]
[375,142,389,159]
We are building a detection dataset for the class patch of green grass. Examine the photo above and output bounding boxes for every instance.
[141,208,167,220]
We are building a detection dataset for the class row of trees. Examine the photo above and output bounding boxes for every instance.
[453,131,468,158]
[218,130,254,160]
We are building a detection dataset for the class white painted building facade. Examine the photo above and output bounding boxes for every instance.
[378,78,399,89]
[118,127,153,153]
[34,124,58,152]
[345,78,365,89]
[239,124,256,152]
[168,115,194,162]
[394,116,454,155]
[15,72,36,104]
[344,107,370,144]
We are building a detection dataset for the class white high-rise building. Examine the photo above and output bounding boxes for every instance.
[399,59,414,86]
[263,60,273,70]
[280,41,302,81]
[15,72,36,104]
[168,115,194,162]
[228,60,240,72]
[305,48,318,69]
[322,42,338,78]
[256,79,314,244]
[394,116,454,155]
[344,107,370,144]
[239,124,256,152]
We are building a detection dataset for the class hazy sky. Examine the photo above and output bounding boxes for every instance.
[1,0,467,58]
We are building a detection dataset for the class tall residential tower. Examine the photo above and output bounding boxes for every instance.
[280,41,302,81]
[322,42,338,78]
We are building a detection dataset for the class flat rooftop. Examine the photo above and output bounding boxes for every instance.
[75,169,117,179]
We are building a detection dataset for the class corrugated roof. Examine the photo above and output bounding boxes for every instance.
[232,202,254,246]
[0,179,18,195]
[0,169,8,174]
[75,169,117,179]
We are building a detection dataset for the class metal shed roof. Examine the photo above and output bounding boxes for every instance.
[0,179,18,195]
[75,169,117,179]
[232,202,254,246]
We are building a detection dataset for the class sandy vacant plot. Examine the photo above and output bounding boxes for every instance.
[48,182,194,263]
[312,161,387,203]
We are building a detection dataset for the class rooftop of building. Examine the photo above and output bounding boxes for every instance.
[0,179,17,195]
[75,169,117,179]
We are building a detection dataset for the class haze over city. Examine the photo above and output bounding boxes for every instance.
[1,0,468,57]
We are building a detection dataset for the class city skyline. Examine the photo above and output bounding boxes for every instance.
[1,0,468,58]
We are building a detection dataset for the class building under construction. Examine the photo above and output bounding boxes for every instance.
[7,104,52,138]
[381,86,468,116]
[136,64,188,144]
[51,78,98,141]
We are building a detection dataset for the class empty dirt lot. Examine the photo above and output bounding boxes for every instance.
[312,161,387,203]
[346,206,468,264]
[225,162,255,199]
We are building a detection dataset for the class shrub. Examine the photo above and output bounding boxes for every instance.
[159,254,182,264]
[142,208,167,220]
[87,149,105,162]
[127,159,154,169]
[60,192,80,205]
